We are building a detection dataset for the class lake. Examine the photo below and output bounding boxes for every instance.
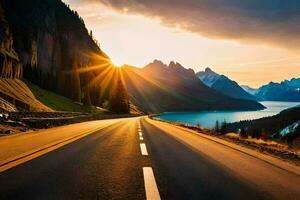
[155,101,300,128]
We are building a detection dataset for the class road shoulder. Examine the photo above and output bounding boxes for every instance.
[146,117,300,176]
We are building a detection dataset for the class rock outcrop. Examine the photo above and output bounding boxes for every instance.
[0,4,22,79]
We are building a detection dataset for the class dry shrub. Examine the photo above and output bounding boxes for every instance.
[225,132,288,150]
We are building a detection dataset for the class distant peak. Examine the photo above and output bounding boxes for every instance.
[153,59,164,65]
[205,67,213,72]
[200,67,219,76]
[169,61,176,67]
[149,59,167,68]
[144,59,168,71]
[169,61,186,70]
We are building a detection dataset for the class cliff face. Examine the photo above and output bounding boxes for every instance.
[0,0,110,106]
[0,4,22,79]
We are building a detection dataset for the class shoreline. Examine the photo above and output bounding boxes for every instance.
[149,115,300,166]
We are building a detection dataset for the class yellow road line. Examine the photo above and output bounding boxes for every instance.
[0,125,112,173]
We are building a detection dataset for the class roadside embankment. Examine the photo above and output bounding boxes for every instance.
[149,115,300,166]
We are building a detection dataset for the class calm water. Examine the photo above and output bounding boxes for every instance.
[156,101,300,128]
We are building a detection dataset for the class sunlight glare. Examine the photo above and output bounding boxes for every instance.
[112,59,124,68]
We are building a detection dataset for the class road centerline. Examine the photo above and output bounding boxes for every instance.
[140,143,148,156]
[143,167,161,200]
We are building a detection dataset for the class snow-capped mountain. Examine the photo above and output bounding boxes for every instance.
[255,78,300,102]
[196,68,220,87]
[196,68,257,101]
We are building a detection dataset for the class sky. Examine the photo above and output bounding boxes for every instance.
[65,0,300,88]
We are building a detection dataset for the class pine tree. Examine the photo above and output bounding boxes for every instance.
[89,30,93,39]
[215,120,219,133]
[220,120,227,135]
[110,79,130,113]
[82,73,92,106]
[240,128,247,138]
[261,128,268,140]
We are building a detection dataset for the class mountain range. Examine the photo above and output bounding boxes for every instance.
[243,78,300,102]
[122,61,264,113]
[196,68,257,101]
[197,67,300,103]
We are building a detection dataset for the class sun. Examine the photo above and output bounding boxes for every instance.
[113,64,123,68]
[111,59,124,68]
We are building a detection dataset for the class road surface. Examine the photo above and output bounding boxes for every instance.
[0,117,299,200]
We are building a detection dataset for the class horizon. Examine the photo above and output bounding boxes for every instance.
[64,0,300,88]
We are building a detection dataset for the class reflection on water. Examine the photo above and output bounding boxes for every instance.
[156,101,300,128]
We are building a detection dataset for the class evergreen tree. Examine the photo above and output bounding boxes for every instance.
[250,129,261,139]
[220,120,228,135]
[215,120,219,133]
[240,128,247,138]
[110,79,130,113]
[89,30,93,39]
[261,128,268,140]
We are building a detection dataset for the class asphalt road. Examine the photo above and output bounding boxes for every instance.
[0,117,299,200]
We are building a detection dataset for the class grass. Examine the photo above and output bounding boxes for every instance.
[0,78,133,114]
[24,80,106,113]
[225,133,300,156]
[225,133,288,149]
[0,79,51,111]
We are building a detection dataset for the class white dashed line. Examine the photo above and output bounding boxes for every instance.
[143,167,161,200]
[140,143,148,155]
[139,122,160,199]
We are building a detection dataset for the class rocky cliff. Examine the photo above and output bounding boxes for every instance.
[0,0,110,107]
[0,3,22,79]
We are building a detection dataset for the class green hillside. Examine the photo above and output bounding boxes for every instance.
[24,80,106,113]
[0,78,106,113]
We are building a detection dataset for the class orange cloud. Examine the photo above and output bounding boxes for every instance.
[96,0,300,50]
